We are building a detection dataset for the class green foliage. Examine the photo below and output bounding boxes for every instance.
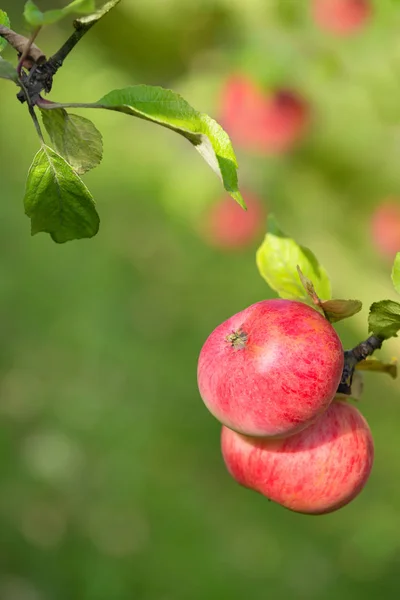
[256,215,331,301]
[24,145,99,242]
[368,300,400,339]
[391,253,400,295]
[0,56,18,82]
[95,85,244,207]
[41,108,103,175]
[0,9,10,52]
[24,0,95,27]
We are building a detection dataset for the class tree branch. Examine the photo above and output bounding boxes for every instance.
[45,20,96,79]
[337,335,383,395]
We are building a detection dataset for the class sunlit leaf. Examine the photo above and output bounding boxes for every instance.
[256,216,331,300]
[93,85,244,207]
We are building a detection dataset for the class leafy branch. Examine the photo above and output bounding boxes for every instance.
[0,0,244,243]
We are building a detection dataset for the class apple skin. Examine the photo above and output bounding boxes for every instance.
[221,400,374,515]
[219,75,309,154]
[312,0,371,36]
[197,299,344,438]
[371,200,400,259]
[203,193,266,249]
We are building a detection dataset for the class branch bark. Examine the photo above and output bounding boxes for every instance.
[337,335,383,395]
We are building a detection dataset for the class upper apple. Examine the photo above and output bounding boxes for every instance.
[219,75,309,154]
[197,299,344,438]
[312,0,371,36]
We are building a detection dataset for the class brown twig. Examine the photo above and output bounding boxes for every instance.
[17,27,42,76]
[0,25,46,67]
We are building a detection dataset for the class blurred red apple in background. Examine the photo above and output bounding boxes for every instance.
[312,0,371,36]
[219,74,309,154]
[221,400,374,514]
[371,199,400,259]
[198,299,344,438]
[202,192,265,249]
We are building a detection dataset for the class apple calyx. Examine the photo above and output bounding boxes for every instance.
[226,329,248,350]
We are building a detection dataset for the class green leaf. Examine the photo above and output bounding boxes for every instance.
[368,300,400,339]
[0,57,18,83]
[93,85,244,207]
[256,215,331,300]
[24,0,95,27]
[0,10,10,53]
[355,357,397,379]
[41,108,103,175]
[391,252,400,295]
[24,145,99,243]
[74,0,121,28]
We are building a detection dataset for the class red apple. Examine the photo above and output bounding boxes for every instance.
[312,0,371,36]
[203,193,266,249]
[221,400,374,514]
[197,299,344,438]
[219,75,309,154]
[371,200,400,259]
[257,90,309,154]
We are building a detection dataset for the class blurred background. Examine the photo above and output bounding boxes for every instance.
[1,0,400,598]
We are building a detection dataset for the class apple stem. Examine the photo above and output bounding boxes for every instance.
[337,335,383,395]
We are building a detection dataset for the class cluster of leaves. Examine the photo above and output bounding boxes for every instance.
[256,216,399,391]
[0,0,243,243]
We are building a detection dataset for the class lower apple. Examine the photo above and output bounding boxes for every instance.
[221,400,374,515]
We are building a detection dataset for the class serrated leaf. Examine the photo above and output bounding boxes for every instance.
[355,357,397,379]
[0,10,10,53]
[41,108,103,175]
[391,252,400,295]
[256,215,331,300]
[24,0,95,27]
[0,56,18,83]
[368,300,400,339]
[74,0,121,28]
[24,145,99,243]
[92,85,244,207]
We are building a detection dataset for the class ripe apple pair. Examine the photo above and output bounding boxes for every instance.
[197,299,374,515]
